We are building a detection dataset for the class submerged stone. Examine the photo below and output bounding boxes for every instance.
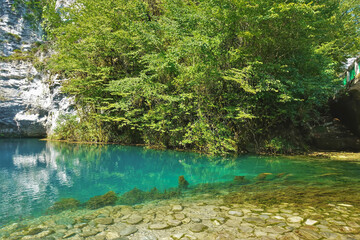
[296,228,322,240]
[126,215,143,225]
[287,216,303,223]
[149,223,170,230]
[167,219,182,226]
[305,219,318,226]
[94,217,114,225]
[178,175,189,189]
[171,233,185,240]
[228,210,243,217]
[172,205,183,212]
[189,223,208,233]
[119,226,138,236]
[106,231,120,240]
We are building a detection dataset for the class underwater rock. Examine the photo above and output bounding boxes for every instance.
[256,173,273,181]
[189,223,208,233]
[149,223,170,230]
[86,191,118,210]
[228,210,244,217]
[119,226,138,236]
[25,227,44,236]
[168,219,182,227]
[178,175,189,189]
[233,176,245,181]
[126,214,143,225]
[305,219,318,226]
[47,198,80,213]
[94,217,114,225]
[296,228,322,239]
[171,233,185,240]
[172,205,183,212]
[287,216,303,223]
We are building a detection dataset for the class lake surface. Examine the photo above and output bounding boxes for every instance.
[1,139,360,226]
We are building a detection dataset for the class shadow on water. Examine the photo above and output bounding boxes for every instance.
[1,139,360,226]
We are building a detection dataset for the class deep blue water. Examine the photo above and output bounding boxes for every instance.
[1,139,360,226]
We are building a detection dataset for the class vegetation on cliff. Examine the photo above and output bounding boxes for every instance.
[40,0,359,154]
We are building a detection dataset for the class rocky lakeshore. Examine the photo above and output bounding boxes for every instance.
[1,192,360,240]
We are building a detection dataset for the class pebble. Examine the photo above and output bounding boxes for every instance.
[172,205,183,212]
[119,226,138,236]
[80,229,100,237]
[296,228,322,240]
[238,225,254,233]
[305,219,318,226]
[191,218,202,223]
[94,217,113,225]
[287,216,303,223]
[126,215,143,225]
[189,223,208,233]
[244,217,265,226]
[174,213,186,220]
[149,223,169,230]
[338,204,353,207]
[228,210,244,217]
[211,217,226,225]
[252,208,264,212]
[106,231,120,240]
[167,219,182,227]
[171,233,185,240]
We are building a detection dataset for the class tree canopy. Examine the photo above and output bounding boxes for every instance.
[43,0,360,154]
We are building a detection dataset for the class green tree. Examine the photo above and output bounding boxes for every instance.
[45,0,360,154]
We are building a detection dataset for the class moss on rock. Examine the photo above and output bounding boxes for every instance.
[86,191,118,210]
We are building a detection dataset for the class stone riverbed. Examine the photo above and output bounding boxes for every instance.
[1,193,360,240]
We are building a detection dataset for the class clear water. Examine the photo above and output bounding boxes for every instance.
[1,139,360,226]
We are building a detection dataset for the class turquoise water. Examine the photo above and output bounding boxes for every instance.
[1,139,360,226]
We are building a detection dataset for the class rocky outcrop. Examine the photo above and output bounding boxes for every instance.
[0,59,74,137]
[311,118,360,151]
[0,0,74,137]
[0,0,42,56]
[331,79,360,138]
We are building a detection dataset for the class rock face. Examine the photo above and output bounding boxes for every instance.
[0,0,42,56]
[0,0,74,137]
[311,117,360,151]
[331,80,360,138]
[0,60,74,137]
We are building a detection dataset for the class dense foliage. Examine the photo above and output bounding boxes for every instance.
[44,0,360,154]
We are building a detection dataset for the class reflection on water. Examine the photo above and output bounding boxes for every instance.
[1,139,360,226]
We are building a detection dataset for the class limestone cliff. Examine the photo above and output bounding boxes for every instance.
[0,0,74,137]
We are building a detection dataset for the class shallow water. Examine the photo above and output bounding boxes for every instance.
[1,139,360,226]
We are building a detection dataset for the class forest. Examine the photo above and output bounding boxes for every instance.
[22,0,360,154]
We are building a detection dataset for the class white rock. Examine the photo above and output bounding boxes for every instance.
[228,210,244,217]
[305,219,318,226]
[287,216,303,223]
[338,203,353,207]
[106,231,120,240]
[172,205,183,212]
[171,233,185,240]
